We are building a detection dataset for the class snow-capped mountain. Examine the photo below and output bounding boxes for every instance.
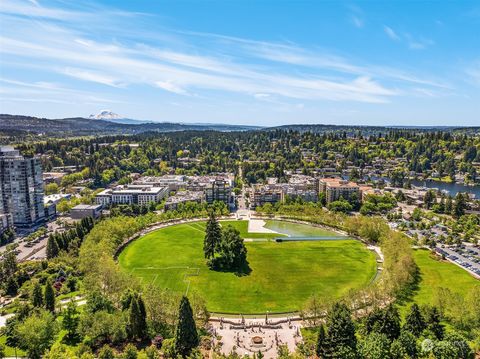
[88,110,147,124]
[89,110,122,120]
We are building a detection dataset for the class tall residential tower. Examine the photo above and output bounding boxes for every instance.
[0,146,45,228]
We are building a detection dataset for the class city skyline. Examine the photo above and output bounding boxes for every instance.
[1,0,480,126]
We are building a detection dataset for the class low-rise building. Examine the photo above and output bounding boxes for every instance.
[42,172,66,185]
[251,184,284,208]
[43,194,71,219]
[319,178,360,204]
[95,185,169,206]
[288,174,319,192]
[133,175,187,191]
[70,204,102,220]
[164,191,204,211]
[187,174,234,205]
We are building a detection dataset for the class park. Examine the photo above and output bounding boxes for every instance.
[118,219,378,313]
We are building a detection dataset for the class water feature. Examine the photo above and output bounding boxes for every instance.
[344,175,480,198]
[408,179,480,198]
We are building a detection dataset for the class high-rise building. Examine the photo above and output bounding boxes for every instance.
[0,146,45,228]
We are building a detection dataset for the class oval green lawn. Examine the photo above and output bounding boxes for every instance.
[118,220,377,313]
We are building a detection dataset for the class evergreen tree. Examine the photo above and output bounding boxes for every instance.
[5,276,18,296]
[32,282,43,308]
[203,211,221,259]
[403,304,426,337]
[453,192,467,218]
[365,304,401,341]
[174,296,199,357]
[397,331,418,359]
[316,324,329,358]
[359,332,391,359]
[445,195,453,213]
[44,282,55,313]
[128,295,147,340]
[424,306,444,340]
[46,235,59,259]
[62,302,79,339]
[325,302,357,356]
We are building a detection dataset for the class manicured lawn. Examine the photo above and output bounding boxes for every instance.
[408,249,479,306]
[118,220,377,313]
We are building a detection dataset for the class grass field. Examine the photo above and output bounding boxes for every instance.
[118,220,377,313]
[408,249,479,306]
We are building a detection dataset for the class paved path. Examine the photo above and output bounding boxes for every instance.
[247,219,279,234]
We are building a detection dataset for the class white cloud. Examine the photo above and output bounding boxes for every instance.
[351,16,364,28]
[0,0,450,107]
[62,68,125,88]
[155,81,189,95]
[406,35,434,50]
[384,26,400,41]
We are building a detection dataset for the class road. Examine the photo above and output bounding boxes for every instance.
[0,220,63,261]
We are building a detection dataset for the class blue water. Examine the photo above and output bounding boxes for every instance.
[344,175,480,198]
[408,179,480,198]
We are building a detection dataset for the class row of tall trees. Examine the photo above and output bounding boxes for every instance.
[46,216,95,259]
[315,302,471,359]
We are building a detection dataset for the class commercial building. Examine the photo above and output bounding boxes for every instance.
[318,178,360,204]
[95,185,169,206]
[133,175,187,191]
[187,174,234,205]
[0,146,45,228]
[251,184,284,208]
[288,174,319,192]
[164,191,204,210]
[251,182,319,208]
[43,193,72,219]
[70,204,102,220]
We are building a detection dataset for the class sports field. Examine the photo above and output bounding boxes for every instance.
[118,220,377,313]
[408,249,479,305]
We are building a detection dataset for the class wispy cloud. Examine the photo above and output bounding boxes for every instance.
[0,0,450,108]
[405,34,434,50]
[383,24,434,50]
[347,4,365,29]
[384,26,400,41]
[351,15,364,28]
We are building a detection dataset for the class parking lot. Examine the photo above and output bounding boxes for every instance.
[435,243,480,277]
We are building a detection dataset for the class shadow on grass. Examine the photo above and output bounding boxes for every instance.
[395,263,422,306]
[208,259,252,277]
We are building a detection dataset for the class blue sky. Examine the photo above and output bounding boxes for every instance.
[0,0,479,126]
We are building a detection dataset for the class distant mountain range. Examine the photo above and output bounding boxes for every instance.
[1,114,479,138]
[0,114,262,137]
